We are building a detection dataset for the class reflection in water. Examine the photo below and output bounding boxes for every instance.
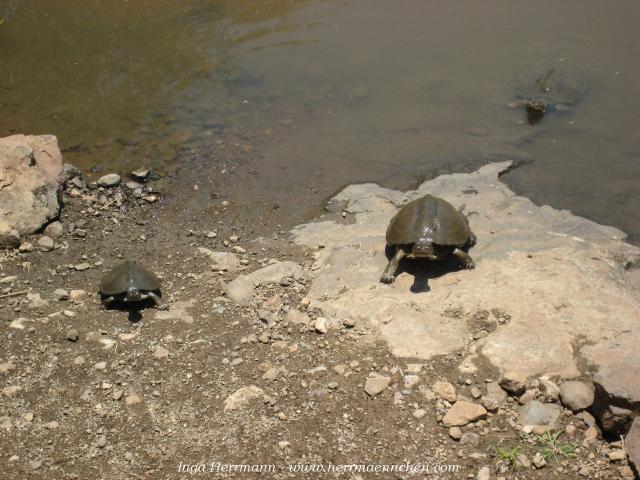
[1,0,639,242]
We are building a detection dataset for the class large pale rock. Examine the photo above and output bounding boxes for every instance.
[518,400,561,430]
[625,418,640,475]
[291,161,640,427]
[0,135,63,240]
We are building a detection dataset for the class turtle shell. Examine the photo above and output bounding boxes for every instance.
[515,67,587,108]
[99,260,161,296]
[386,195,471,247]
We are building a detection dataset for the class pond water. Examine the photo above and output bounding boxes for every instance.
[2,0,639,241]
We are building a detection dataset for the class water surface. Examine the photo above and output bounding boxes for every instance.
[2,0,639,241]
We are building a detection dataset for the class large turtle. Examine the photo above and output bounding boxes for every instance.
[380,194,476,284]
[99,260,168,310]
[514,67,587,124]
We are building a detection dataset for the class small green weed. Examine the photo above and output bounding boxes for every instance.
[534,430,577,463]
[493,444,523,469]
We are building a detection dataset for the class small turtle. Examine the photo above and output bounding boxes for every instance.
[380,194,476,284]
[514,67,587,124]
[99,260,168,310]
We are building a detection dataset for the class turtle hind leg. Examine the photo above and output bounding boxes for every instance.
[453,248,475,270]
[380,248,406,284]
[147,291,169,311]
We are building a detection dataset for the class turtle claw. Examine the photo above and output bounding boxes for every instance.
[380,273,396,284]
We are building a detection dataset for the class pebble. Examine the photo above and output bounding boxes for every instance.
[98,173,121,187]
[53,289,69,301]
[532,452,547,468]
[460,432,480,446]
[18,242,34,252]
[66,328,79,342]
[74,356,85,365]
[432,381,457,402]
[608,449,627,461]
[94,361,107,371]
[442,400,487,427]
[153,345,169,359]
[476,466,490,480]
[131,168,149,181]
[449,427,463,440]
[112,390,124,401]
[126,394,142,405]
[37,236,54,251]
[314,317,328,334]
[44,221,64,239]
[519,400,561,429]
[69,289,87,302]
[124,451,133,461]
[365,374,391,397]
[74,262,90,271]
[413,409,427,419]
[45,420,59,430]
[232,246,246,254]
[97,435,107,448]
[559,381,594,411]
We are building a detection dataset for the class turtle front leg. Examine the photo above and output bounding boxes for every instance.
[147,292,169,311]
[380,248,406,284]
[453,248,475,270]
[101,296,116,308]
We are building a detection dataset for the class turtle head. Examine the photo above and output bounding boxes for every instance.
[125,287,142,302]
[526,99,547,125]
[412,239,436,259]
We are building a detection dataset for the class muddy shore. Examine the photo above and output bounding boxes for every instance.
[1,134,639,479]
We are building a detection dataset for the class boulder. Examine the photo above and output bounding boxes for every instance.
[290,161,640,431]
[0,135,63,244]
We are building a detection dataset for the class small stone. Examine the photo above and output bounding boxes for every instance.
[223,386,265,412]
[18,242,34,252]
[608,449,627,461]
[314,317,328,334]
[124,451,134,461]
[460,432,480,446]
[449,426,463,440]
[23,412,34,422]
[476,466,490,480]
[578,466,593,477]
[443,401,487,427]
[559,381,594,412]
[583,426,598,446]
[74,262,90,271]
[131,168,149,181]
[565,424,577,436]
[53,289,69,301]
[532,452,547,469]
[69,289,87,302]
[471,386,482,399]
[74,356,85,365]
[44,221,64,239]
[112,390,124,401]
[143,195,158,203]
[0,225,20,249]
[28,460,41,470]
[519,400,561,429]
[413,408,427,419]
[365,374,391,397]
[153,345,169,359]
[98,173,121,187]
[0,362,16,374]
[403,375,420,388]
[94,361,107,371]
[125,394,142,405]
[433,381,457,402]
[96,435,107,448]
[482,396,499,412]
[66,328,79,342]
[45,420,59,430]
[516,453,531,468]
[232,245,246,254]
[37,236,54,251]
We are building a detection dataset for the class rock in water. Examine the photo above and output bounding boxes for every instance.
[0,135,63,244]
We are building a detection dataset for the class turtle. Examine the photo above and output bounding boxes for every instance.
[513,67,587,124]
[380,194,476,284]
[99,260,169,310]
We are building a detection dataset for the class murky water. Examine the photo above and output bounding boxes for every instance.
[2,0,639,241]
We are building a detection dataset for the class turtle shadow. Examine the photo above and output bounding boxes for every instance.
[101,298,159,323]
[384,245,473,293]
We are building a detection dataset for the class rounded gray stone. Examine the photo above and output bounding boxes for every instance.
[560,381,595,411]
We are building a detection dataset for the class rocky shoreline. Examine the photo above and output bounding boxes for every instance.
[1,134,639,479]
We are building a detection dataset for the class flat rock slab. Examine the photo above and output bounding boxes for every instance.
[291,162,640,411]
[0,134,63,237]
